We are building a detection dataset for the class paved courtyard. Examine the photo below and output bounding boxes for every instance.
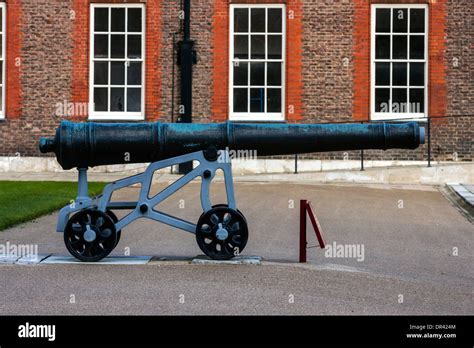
[0,182,472,315]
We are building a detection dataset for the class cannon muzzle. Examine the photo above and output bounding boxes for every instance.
[40,121,424,170]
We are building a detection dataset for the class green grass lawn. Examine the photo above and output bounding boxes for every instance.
[0,181,106,231]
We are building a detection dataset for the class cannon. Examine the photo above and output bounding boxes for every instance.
[40,121,424,261]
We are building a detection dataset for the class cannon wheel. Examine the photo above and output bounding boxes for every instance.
[106,210,122,247]
[196,206,248,260]
[64,209,117,262]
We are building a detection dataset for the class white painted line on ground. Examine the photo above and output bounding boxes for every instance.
[0,256,20,264]
[191,255,262,265]
[15,254,50,265]
[40,255,152,265]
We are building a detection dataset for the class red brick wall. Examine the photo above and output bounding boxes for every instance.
[0,0,471,162]
[144,1,162,121]
[353,0,369,121]
[5,0,23,119]
[0,0,73,156]
[71,0,89,122]
[428,0,447,119]
[302,1,354,122]
[286,0,303,123]
[212,0,228,121]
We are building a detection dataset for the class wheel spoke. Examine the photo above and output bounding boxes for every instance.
[72,222,83,233]
[83,243,92,257]
[223,213,231,224]
[210,214,220,225]
[99,228,112,238]
[70,238,82,246]
[95,217,105,228]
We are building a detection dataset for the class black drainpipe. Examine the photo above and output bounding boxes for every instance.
[177,0,196,174]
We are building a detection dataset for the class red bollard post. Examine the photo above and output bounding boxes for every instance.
[299,200,308,263]
[299,200,326,263]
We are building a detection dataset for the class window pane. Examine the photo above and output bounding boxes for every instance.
[392,35,407,59]
[0,87,2,111]
[233,62,248,86]
[267,88,281,112]
[127,88,141,112]
[410,89,424,113]
[234,8,248,33]
[392,88,407,113]
[128,35,142,58]
[128,8,142,32]
[94,35,108,58]
[94,88,108,111]
[251,8,265,32]
[94,61,108,85]
[409,63,424,86]
[94,8,108,32]
[250,88,265,113]
[251,35,265,59]
[0,62,2,82]
[111,8,125,32]
[375,88,390,112]
[111,35,125,58]
[410,9,425,33]
[392,63,407,86]
[111,61,125,85]
[393,8,408,33]
[233,88,248,112]
[376,9,390,33]
[375,62,390,86]
[375,35,390,59]
[410,36,424,59]
[268,8,282,33]
[127,62,142,85]
[268,35,282,59]
[267,62,281,86]
[0,35,2,58]
[234,35,248,59]
[111,88,124,111]
[250,62,264,86]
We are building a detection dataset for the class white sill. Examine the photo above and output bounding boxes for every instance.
[89,113,145,121]
[371,113,428,122]
[229,113,285,122]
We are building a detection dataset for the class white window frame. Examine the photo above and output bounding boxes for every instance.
[89,3,146,121]
[229,4,286,122]
[0,3,6,119]
[370,4,428,121]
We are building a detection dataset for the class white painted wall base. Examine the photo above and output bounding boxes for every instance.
[0,156,432,174]
[0,157,472,185]
[0,157,150,174]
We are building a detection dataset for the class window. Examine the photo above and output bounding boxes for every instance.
[90,4,145,120]
[0,3,5,119]
[230,5,285,121]
[371,4,428,120]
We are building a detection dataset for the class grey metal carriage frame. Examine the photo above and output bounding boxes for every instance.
[56,150,237,235]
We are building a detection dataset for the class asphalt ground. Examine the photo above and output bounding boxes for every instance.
[0,182,472,315]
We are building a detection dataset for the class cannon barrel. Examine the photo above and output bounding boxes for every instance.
[39,121,424,170]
